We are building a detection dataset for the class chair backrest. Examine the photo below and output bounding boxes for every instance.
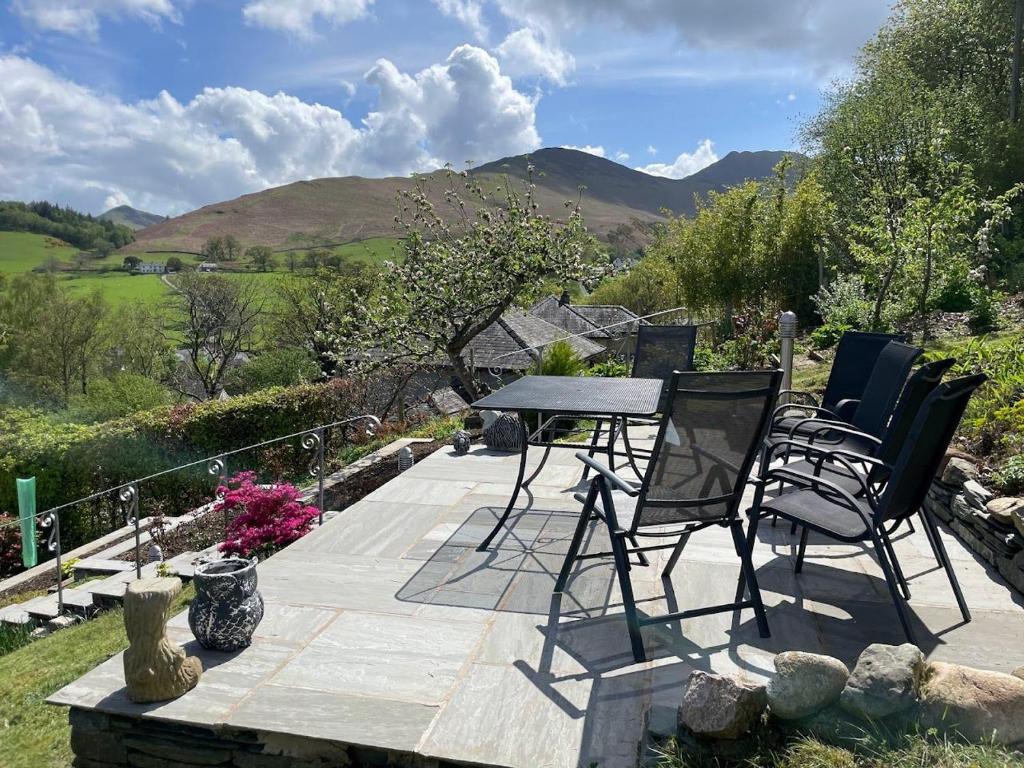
[822,331,906,412]
[875,374,987,526]
[631,325,698,411]
[848,341,923,436]
[635,370,782,530]
[875,357,956,466]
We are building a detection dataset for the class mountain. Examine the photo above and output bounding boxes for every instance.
[99,205,165,231]
[124,148,802,254]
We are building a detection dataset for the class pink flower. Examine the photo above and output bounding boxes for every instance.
[215,472,319,558]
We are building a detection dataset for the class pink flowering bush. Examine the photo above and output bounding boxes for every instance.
[216,472,319,559]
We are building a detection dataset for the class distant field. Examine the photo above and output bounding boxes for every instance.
[0,232,79,273]
[327,237,401,264]
[60,272,174,306]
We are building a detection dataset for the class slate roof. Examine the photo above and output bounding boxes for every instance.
[528,295,645,338]
[464,309,605,370]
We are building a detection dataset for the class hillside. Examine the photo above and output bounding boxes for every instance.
[126,147,800,254]
[98,205,164,230]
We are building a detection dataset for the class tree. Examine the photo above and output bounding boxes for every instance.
[276,266,376,377]
[123,255,142,271]
[346,166,588,400]
[165,256,184,272]
[223,235,241,261]
[201,237,226,262]
[174,273,264,399]
[105,301,175,380]
[222,348,320,394]
[246,245,275,272]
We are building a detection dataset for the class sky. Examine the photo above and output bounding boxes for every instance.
[0,0,894,216]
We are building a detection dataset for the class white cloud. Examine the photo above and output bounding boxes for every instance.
[646,144,657,155]
[636,139,717,179]
[0,48,540,214]
[613,150,629,162]
[11,0,180,37]
[560,144,604,157]
[242,0,373,37]
[432,0,487,40]
[787,92,796,101]
[495,27,574,84]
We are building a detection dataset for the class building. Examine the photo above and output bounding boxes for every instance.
[197,262,219,272]
[529,292,645,355]
[135,262,166,274]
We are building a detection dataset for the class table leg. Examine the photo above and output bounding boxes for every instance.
[477,412,530,552]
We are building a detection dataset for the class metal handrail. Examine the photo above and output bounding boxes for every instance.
[1,414,381,615]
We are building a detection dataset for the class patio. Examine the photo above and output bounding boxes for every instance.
[51,432,1024,768]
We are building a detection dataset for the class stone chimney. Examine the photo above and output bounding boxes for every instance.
[558,290,571,306]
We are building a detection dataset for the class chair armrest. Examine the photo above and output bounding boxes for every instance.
[771,403,840,426]
[805,423,883,447]
[575,452,640,496]
[834,398,860,421]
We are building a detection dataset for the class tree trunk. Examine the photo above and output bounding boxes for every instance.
[448,350,480,402]
[871,220,903,331]
[919,225,934,343]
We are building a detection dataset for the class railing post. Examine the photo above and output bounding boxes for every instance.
[208,458,228,533]
[43,511,64,614]
[779,310,798,404]
[301,428,326,525]
[119,483,142,579]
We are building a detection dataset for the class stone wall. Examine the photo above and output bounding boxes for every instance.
[924,457,1024,595]
[68,708,463,768]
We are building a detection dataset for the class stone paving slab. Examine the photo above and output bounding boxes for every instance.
[50,431,1024,768]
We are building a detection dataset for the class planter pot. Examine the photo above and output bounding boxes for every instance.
[188,557,264,652]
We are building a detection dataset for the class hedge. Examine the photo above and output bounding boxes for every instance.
[0,377,382,550]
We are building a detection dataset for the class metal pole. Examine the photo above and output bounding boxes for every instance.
[53,513,64,614]
[316,427,325,526]
[1012,0,1023,122]
[779,310,798,404]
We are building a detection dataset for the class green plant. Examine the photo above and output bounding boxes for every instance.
[993,455,1024,496]
[60,557,79,579]
[810,322,854,350]
[811,274,873,330]
[967,288,998,334]
[585,359,629,377]
[534,340,585,377]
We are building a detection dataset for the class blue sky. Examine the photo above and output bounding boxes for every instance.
[0,0,893,215]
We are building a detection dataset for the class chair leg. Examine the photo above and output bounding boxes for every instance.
[610,530,646,662]
[581,419,604,481]
[871,529,917,645]
[736,485,765,603]
[662,530,691,578]
[918,508,942,561]
[881,528,911,600]
[731,520,770,638]
[794,526,809,574]
[919,507,971,623]
[554,482,597,593]
[790,520,798,536]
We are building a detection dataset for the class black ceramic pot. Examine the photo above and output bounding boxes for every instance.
[188,557,264,651]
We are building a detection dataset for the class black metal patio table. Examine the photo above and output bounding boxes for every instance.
[471,375,662,551]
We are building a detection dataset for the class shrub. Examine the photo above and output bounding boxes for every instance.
[810,321,854,350]
[967,288,998,334]
[585,359,629,377]
[534,340,584,376]
[0,515,24,577]
[216,472,319,559]
[812,274,873,329]
[67,373,170,422]
[222,349,320,394]
[931,261,974,312]
[993,455,1024,496]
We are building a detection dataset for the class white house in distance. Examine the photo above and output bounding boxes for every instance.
[135,262,166,274]
[197,262,219,272]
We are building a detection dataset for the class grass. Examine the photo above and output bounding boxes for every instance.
[0,585,193,768]
[0,232,79,273]
[655,730,1024,768]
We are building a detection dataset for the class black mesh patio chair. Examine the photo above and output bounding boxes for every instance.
[767,340,922,452]
[745,374,986,645]
[763,357,954,542]
[556,369,783,663]
[585,324,698,479]
[773,331,905,433]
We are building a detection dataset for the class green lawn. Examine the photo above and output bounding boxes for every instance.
[59,272,175,306]
[328,237,401,265]
[0,586,193,768]
[0,232,79,274]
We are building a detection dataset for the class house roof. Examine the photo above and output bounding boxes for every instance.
[528,295,645,338]
[464,309,605,370]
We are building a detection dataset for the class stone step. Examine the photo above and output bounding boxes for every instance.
[0,603,36,627]
[27,588,98,620]
[18,595,61,621]
[73,558,137,579]
[88,562,161,607]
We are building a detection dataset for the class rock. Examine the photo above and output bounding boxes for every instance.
[963,480,994,511]
[950,495,977,524]
[767,652,849,720]
[840,643,925,720]
[678,671,767,739]
[920,662,1024,745]
[942,457,979,487]
[1012,501,1024,539]
[46,615,76,631]
[1012,666,1024,681]
[986,497,1023,527]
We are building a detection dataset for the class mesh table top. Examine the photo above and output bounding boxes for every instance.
[472,375,662,417]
